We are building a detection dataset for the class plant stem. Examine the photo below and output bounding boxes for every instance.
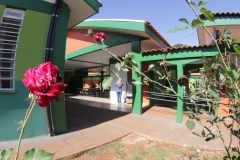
[216,123,232,159]
[15,97,37,160]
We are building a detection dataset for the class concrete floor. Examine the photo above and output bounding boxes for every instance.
[0,95,238,159]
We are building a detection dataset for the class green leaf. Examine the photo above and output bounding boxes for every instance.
[198,1,208,6]
[232,38,239,44]
[205,137,213,142]
[179,18,190,25]
[143,77,149,85]
[185,0,195,5]
[219,73,226,82]
[125,52,135,59]
[148,64,155,71]
[131,81,142,85]
[190,1,197,6]
[230,64,237,71]
[102,77,113,91]
[203,64,211,72]
[134,71,141,77]
[202,55,211,64]
[224,71,234,80]
[115,62,121,71]
[121,66,129,72]
[129,60,138,70]
[103,69,115,75]
[23,148,54,160]
[121,61,126,67]
[192,132,201,137]
[233,44,240,55]
[168,26,188,33]
[201,129,206,137]
[25,97,32,101]
[200,8,214,22]
[0,149,13,160]
[191,19,204,27]
[232,69,239,81]
[223,28,231,40]
[185,120,195,130]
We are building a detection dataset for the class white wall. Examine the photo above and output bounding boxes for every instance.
[110,63,127,103]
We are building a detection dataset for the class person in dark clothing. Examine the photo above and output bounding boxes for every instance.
[115,79,123,104]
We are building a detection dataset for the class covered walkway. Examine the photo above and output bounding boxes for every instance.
[0,96,236,159]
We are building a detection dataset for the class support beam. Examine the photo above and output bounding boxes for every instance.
[131,41,142,114]
[167,59,203,123]
[176,64,184,123]
[132,59,142,114]
[100,70,103,94]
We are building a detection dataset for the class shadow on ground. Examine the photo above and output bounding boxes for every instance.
[65,101,130,133]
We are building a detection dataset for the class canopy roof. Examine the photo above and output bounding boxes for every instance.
[65,19,171,72]
[43,0,101,29]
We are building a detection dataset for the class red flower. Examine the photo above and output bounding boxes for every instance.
[94,32,107,42]
[23,62,67,107]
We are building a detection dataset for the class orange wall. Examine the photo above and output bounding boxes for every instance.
[66,31,112,54]
[219,94,236,116]
[66,31,95,54]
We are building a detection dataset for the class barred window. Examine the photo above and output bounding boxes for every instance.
[0,8,25,90]
[230,53,240,69]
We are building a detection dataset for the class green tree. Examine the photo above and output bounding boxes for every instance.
[173,43,188,47]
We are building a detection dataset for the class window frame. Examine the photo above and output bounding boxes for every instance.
[0,8,25,90]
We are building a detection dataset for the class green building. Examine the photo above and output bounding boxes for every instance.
[64,12,240,123]
[0,0,101,141]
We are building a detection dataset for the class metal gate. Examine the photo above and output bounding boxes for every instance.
[143,78,207,110]
[124,82,132,104]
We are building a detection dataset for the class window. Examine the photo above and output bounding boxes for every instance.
[0,8,25,90]
[230,53,240,69]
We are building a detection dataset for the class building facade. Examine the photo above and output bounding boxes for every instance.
[0,0,100,141]
[65,13,240,123]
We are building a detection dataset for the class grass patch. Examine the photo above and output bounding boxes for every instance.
[74,133,239,160]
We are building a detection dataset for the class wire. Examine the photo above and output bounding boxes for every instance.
[168,30,197,41]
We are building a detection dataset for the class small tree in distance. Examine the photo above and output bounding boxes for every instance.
[173,43,188,47]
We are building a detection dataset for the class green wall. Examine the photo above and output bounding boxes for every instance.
[0,8,51,141]
[64,70,88,93]
[51,3,70,134]
[15,10,50,79]
[0,0,53,14]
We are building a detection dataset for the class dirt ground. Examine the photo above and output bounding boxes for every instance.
[71,133,229,160]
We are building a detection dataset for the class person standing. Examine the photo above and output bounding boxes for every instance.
[115,79,123,104]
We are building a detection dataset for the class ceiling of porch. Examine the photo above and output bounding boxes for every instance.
[65,19,171,72]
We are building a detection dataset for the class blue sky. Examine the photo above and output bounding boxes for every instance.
[89,0,240,46]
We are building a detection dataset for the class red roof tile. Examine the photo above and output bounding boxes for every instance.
[145,21,172,48]
[200,12,240,17]
[141,44,215,54]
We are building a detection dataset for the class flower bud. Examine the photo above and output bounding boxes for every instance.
[94,32,107,42]
[177,75,189,87]
[87,29,93,36]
